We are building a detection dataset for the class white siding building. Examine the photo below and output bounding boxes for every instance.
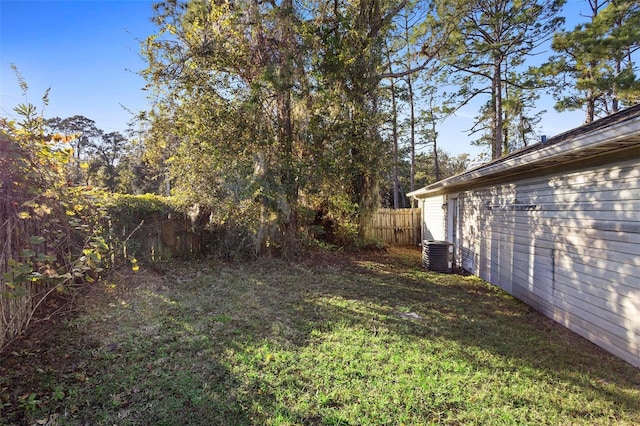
[408,105,640,367]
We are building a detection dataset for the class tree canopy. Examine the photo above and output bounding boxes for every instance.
[130,0,640,253]
[542,0,640,122]
[10,0,635,255]
[140,0,411,255]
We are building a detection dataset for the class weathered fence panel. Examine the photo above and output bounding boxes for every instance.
[116,214,213,261]
[1,207,59,351]
[364,208,421,245]
[0,212,210,351]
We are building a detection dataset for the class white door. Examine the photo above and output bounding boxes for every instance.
[447,194,459,266]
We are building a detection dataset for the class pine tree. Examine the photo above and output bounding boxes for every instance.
[543,0,640,122]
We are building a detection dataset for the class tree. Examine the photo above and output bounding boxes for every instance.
[468,81,543,154]
[383,1,424,209]
[45,115,101,184]
[114,120,166,194]
[543,0,640,122]
[310,0,411,223]
[382,0,460,207]
[87,131,128,191]
[431,0,564,159]
[142,0,410,254]
[395,4,424,197]
[46,115,100,161]
[381,148,468,206]
[142,0,306,254]
[502,81,544,150]
[413,149,469,189]
[384,43,404,208]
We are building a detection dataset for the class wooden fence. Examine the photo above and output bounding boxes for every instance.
[115,214,214,261]
[363,208,421,245]
[0,213,210,352]
[1,208,424,350]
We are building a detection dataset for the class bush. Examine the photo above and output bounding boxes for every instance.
[0,113,108,351]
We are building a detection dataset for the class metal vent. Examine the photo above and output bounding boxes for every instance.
[422,240,454,273]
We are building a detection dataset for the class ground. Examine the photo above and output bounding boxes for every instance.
[1,246,639,425]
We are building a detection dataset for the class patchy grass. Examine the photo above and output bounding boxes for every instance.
[1,246,639,425]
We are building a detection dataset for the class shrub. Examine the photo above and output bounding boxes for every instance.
[0,112,108,351]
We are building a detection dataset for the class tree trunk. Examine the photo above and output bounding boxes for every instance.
[408,72,416,201]
[492,56,503,160]
[391,81,401,209]
[386,47,401,209]
[431,118,440,181]
[586,88,595,123]
[405,9,417,199]
[277,90,298,257]
[276,0,299,258]
[612,57,621,114]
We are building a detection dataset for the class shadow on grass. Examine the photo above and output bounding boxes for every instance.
[287,248,640,416]
[0,276,257,426]
[127,247,637,424]
[2,247,639,425]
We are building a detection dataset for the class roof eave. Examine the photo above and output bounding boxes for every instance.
[409,116,640,199]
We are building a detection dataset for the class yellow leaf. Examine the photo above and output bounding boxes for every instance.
[34,204,52,216]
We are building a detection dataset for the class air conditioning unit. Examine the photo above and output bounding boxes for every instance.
[422,240,454,273]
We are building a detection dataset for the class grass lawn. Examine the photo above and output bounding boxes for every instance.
[1,246,639,425]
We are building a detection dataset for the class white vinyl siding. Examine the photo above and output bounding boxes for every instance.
[457,158,640,367]
[420,195,446,241]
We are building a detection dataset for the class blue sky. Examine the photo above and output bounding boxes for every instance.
[1,0,588,158]
[1,0,156,134]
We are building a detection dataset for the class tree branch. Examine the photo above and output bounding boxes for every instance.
[369,0,409,39]
[379,57,434,79]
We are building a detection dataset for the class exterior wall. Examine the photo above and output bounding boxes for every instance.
[420,195,447,241]
[456,158,640,367]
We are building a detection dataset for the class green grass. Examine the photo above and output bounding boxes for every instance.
[1,247,639,425]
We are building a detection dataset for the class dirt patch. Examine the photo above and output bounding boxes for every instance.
[299,245,421,270]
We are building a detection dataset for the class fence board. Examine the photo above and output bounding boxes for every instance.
[117,214,213,260]
[364,208,421,245]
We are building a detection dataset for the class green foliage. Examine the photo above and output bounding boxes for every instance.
[92,192,259,260]
[333,221,386,250]
[96,192,178,261]
[0,80,111,350]
[114,134,166,195]
[431,0,565,158]
[44,115,148,193]
[380,149,470,207]
[46,115,99,151]
[17,393,40,414]
[141,0,405,256]
[102,193,176,226]
[541,0,640,121]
